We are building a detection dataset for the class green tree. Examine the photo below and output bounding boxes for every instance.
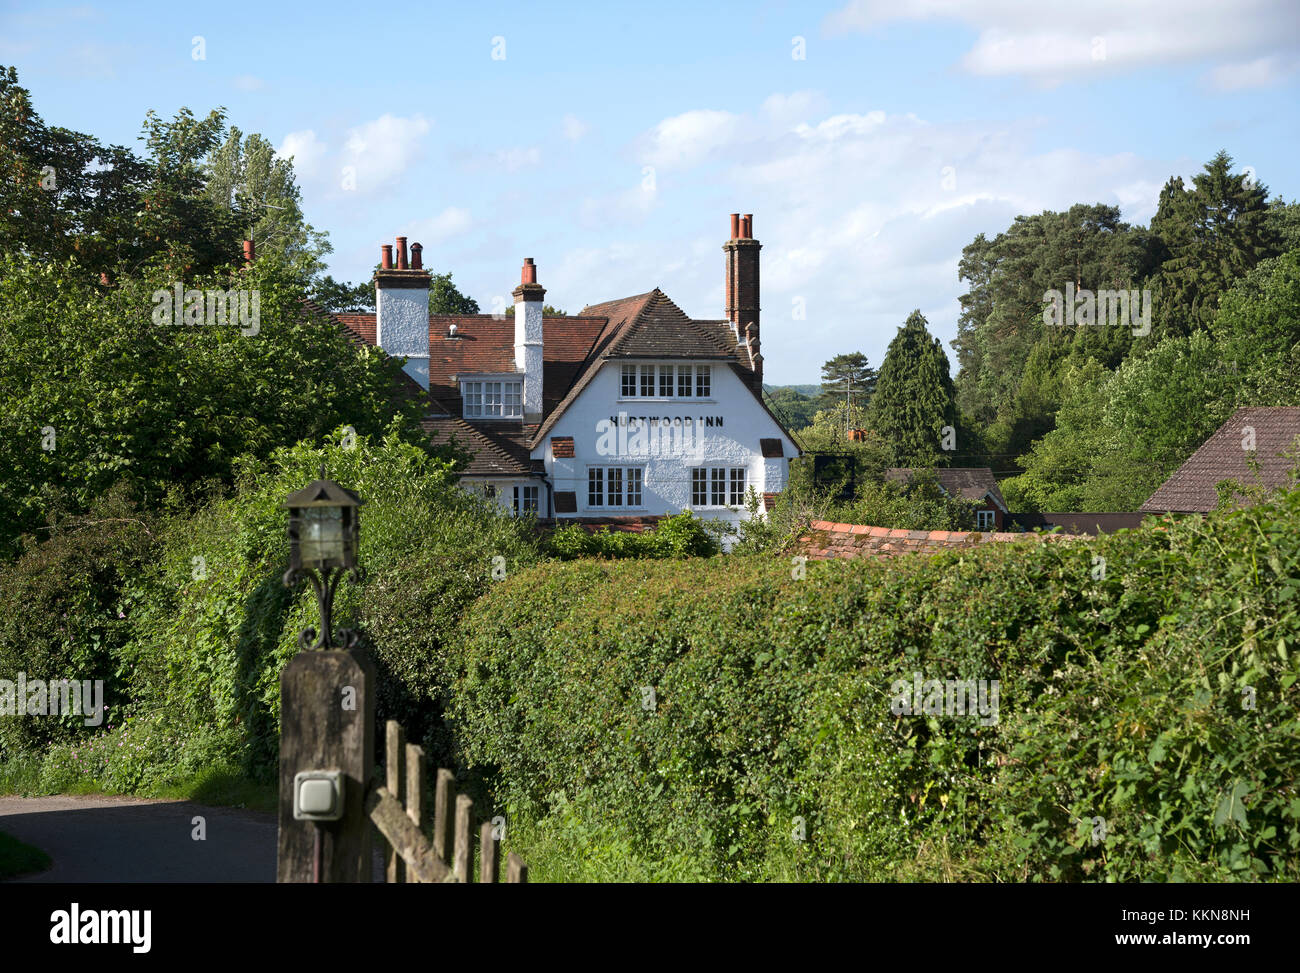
[431,272,481,314]
[0,253,426,556]
[817,352,877,415]
[204,126,331,287]
[765,387,818,430]
[1149,151,1281,339]
[503,302,565,316]
[311,276,375,313]
[952,204,1154,427]
[0,65,243,283]
[868,311,960,467]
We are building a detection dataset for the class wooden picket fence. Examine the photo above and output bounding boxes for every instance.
[367,720,527,883]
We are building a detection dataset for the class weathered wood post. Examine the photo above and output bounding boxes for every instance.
[277,646,376,882]
[276,466,373,883]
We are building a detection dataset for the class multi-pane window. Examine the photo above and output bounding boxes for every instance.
[659,366,674,397]
[696,366,711,398]
[976,509,995,529]
[691,469,708,506]
[588,467,644,507]
[729,468,746,505]
[711,468,726,506]
[463,382,482,416]
[462,380,523,418]
[617,363,713,398]
[514,485,539,515]
[690,467,746,507]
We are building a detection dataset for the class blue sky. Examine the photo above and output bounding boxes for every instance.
[3,0,1299,383]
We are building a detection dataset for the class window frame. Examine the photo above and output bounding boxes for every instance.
[460,376,524,419]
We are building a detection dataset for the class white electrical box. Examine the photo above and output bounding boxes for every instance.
[294,770,344,821]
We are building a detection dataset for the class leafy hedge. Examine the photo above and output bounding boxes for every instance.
[0,422,541,792]
[542,513,718,560]
[446,488,1300,881]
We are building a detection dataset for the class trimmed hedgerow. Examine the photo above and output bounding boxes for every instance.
[447,489,1300,882]
[542,512,719,560]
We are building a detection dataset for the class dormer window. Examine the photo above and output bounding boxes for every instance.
[461,378,523,419]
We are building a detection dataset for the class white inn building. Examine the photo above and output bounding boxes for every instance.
[332,214,798,531]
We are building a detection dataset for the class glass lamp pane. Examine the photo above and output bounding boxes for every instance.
[300,507,344,566]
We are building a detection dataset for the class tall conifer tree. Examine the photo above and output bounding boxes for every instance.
[869,311,960,467]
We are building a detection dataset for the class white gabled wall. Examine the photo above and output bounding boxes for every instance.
[536,361,796,532]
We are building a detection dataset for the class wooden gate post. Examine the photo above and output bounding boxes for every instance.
[277,647,376,882]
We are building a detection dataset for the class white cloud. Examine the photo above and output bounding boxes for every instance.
[639,109,742,168]
[615,99,1186,380]
[761,91,830,125]
[823,0,1300,86]
[495,146,542,171]
[411,206,473,245]
[561,114,590,141]
[343,113,431,190]
[1209,55,1294,91]
[233,74,265,92]
[275,130,328,182]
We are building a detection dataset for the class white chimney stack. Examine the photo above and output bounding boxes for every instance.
[374,235,431,389]
[513,257,545,422]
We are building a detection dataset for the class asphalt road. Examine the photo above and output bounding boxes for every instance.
[0,795,278,883]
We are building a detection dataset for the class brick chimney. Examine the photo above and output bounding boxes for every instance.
[513,258,546,422]
[724,213,762,388]
[374,234,431,389]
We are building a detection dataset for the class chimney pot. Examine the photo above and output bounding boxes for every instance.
[395,236,408,270]
[742,214,752,238]
[522,257,537,284]
[410,242,423,270]
[730,213,740,239]
[381,245,393,270]
[242,239,255,265]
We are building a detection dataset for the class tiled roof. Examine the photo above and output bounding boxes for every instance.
[886,467,1008,511]
[797,520,1082,561]
[1142,407,1300,512]
[530,289,753,447]
[303,300,426,403]
[419,416,538,477]
[337,288,786,466]
[337,313,610,416]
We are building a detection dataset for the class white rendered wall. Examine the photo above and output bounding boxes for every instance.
[536,361,796,533]
[377,286,430,389]
[514,299,544,419]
